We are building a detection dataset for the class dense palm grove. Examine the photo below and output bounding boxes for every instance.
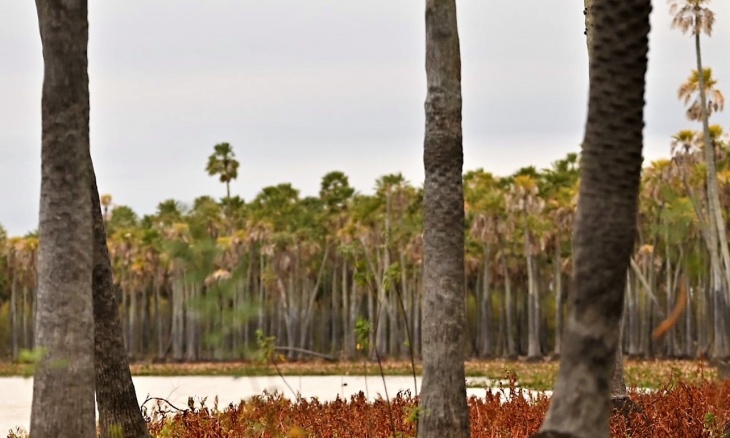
[1,122,730,362]
[1,2,729,362]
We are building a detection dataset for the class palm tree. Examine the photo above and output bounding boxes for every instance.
[206,142,240,201]
[669,0,730,359]
[537,0,651,437]
[465,169,503,358]
[670,126,730,357]
[507,175,545,360]
[100,193,113,222]
[678,68,725,120]
[418,0,470,436]
[31,0,95,435]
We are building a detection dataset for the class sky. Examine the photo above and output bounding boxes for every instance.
[1,1,729,236]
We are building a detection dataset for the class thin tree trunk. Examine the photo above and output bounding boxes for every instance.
[694,20,730,359]
[22,285,30,350]
[10,269,18,360]
[155,278,164,360]
[89,162,150,437]
[479,244,491,357]
[172,275,184,361]
[503,253,516,357]
[185,281,198,361]
[331,256,340,354]
[128,289,137,359]
[418,0,469,435]
[31,0,96,435]
[536,0,650,436]
[554,239,563,356]
[526,230,540,359]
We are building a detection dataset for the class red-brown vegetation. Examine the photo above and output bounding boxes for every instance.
[145,375,730,437]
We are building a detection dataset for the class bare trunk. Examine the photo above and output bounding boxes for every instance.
[10,270,18,360]
[526,230,540,358]
[536,0,650,436]
[22,286,30,350]
[185,281,198,361]
[503,253,516,357]
[128,289,137,359]
[172,275,184,361]
[331,257,340,353]
[155,279,164,360]
[694,28,730,359]
[554,240,563,356]
[31,1,95,434]
[418,0,469,435]
[479,244,491,357]
[90,162,150,437]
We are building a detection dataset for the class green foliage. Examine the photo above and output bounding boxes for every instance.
[206,142,239,185]
[255,329,277,364]
[355,318,372,353]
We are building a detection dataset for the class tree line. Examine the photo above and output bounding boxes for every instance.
[3,120,730,363]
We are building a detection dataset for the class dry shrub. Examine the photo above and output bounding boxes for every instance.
[146,377,730,438]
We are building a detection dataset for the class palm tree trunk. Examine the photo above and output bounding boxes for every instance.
[22,285,29,350]
[503,253,516,357]
[172,275,184,361]
[479,244,491,357]
[537,0,650,435]
[554,239,563,356]
[331,257,340,354]
[89,163,150,437]
[343,258,355,358]
[154,278,164,360]
[418,0,469,435]
[694,27,730,359]
[30,1,95,434]
[10,270,18,360]
[526,230,540,359]
[413,266,422,357]
[128,289,137,359]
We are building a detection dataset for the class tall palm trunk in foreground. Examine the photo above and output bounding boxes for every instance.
[535,0,651,437]
[30,0,96,435]
[418,0,469,436]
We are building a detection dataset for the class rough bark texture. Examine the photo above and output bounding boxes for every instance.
[586,0,631,401]
[536,0,651,437]
[30,0,96,436]
[91,159,151,437]
[417,0,469,437]
[583,0,594,58]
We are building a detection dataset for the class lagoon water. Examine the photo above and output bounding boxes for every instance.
[0,375,540,434]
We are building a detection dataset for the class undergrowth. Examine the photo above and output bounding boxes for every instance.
[140,375,730,438]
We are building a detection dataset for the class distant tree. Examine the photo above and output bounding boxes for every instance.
[535,0,651,438]
[319,171,355,213]
[679,68,725,120]
[105,205,139,234]
[206,142,240,201]
[669,0,730,358]
[30,0,95,435]
[418,0,470,436]
[100,193,113,221]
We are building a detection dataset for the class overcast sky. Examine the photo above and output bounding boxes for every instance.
[1,2,729,236]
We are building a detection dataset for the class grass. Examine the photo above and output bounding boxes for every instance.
[0,358,717,390]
